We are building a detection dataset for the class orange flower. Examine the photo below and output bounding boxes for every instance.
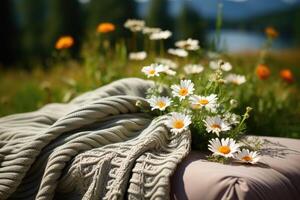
[55,36,74,50]
[280,69,294,83]
[256,64,271,80]
[97,23,115,33]
[265,27,279,39]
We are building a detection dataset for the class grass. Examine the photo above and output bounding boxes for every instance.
[1,27,300,139]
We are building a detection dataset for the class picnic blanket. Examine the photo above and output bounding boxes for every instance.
[0,78,191,200]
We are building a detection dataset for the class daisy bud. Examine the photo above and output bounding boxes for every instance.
[246,107,253,112]
[230,99,238,108]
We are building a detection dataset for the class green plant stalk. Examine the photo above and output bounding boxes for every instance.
[215,1,223,52]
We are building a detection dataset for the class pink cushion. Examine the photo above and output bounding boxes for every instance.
[171,136,300,200]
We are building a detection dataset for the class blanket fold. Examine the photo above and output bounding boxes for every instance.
[0,78,191,200]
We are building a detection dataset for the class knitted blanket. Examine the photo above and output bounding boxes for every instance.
[0,78,191,200]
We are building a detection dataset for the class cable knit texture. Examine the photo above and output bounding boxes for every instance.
[0,78,191,200]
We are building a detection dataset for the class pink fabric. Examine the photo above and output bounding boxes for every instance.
[171,136,300,200]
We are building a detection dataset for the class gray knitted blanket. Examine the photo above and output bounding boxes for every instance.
[0,78,191,200]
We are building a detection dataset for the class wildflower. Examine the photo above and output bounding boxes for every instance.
[209,60,219,70]
[207,51,220,59]
[175,38,200,51]
[124,19,145,32]
[223,113,241,125]
[219,60,232,71]
[155,58,178,69]
[203,116,231,136]
[147,96,172,111]
[97,23,115,33]
[141,64,164,78]
[171,80,195,100]
[149,30,172,40]
[256,64,271,80]
[280,69,294,83]
[208,138,240,158]
[184,64,204,75]
[229,99,238,108]
[235,149,261,164]
[168,48,188,57]
[142,27,161,35]
[129,51,147,60]
[189,94,218,111]
[225,74,246,85]
[265,26,279,39]
[55,36,74,50]
[160,65,177,76]
[165,112,191,134]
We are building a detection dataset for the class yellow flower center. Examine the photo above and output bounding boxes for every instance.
[173,120,184,129]
[199,99,209,105]
[218,146,231,154]
[211,124,221,130]
[242,156,252,162]
[156,101,166,108]
[149,69,156,75]
[179,88,188,96]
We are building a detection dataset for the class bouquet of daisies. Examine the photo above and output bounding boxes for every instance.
[139,61,261,165]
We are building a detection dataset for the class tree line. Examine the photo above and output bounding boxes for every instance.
[0,0,205,68]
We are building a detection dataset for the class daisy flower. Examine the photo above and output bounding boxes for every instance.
[161,65,177,76]
[189,94,218,111]
[124,19,145,32]
[171,80,195,100]
[203,116,231,136]
[208,138,240,158]
[220,61,232,71]
[141,64,164,78]
[235,149,261,164]
[209,60,219,70]
[175,38,200,51]
[168,48,188,57]
[184,64,204,75]
[223,112,241,125]
[129,51,147,60]
[225,74,246,85]
[149,30,172,40]
[147,96,172,111]
[165,112,191,134]
[142,27,161,35]
[155,58,178,69]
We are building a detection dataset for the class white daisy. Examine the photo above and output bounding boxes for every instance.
[141,64,164,78]
[225,74,246,85]
[165,112,191,134]
[155,58,178,69]
[223,112,241,125]
[189,94,218,111]
[129,51,147,60]
[208,138,240,158]
[147,96,172,111]
[124,19,145,32]
[235,149,261,164]
[220,61,232,71]
[209,60,219,70]
[203,116,231,136]
[171,80,195,100]
[184,64,204,75]
[142,27,161,35]
[162,66,177,76]
[175,38,200,51]
[149,30,172,40]
[168,48,188,57]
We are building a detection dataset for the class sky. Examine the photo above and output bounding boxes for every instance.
[135,0,300,20]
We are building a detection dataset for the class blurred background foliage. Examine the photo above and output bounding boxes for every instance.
[0,0,300,138]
